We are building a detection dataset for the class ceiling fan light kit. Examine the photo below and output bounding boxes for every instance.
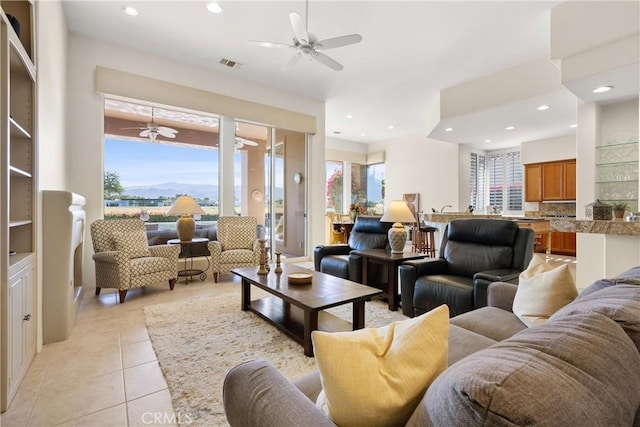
[248,1,362,71]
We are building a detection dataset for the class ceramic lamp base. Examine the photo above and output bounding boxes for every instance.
[388,223,407,254]
[176,214,195,241]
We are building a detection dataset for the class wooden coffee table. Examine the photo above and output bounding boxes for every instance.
[232,264,382,356]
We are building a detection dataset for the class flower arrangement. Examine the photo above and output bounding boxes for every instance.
[349,203,366,220]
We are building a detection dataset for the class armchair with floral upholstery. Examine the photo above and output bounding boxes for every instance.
[90,219,180,303]
[208,216,261,282]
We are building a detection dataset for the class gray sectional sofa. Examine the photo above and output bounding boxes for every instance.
[223,267,640,426]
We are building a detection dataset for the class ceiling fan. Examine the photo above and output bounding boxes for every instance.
[247,0,362,71]
[235,137,259,149]
[123,107,178,141]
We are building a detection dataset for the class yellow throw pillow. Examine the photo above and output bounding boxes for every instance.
[112,230,152,259]
[311,305,449,427]
[513,257,578,327]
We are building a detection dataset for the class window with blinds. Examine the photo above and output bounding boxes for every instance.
[470,149,523,214]
[469,153,485,211]
[506,151,523,211]
[487,153,504,210]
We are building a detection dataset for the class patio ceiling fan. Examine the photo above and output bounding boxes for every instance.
[247,0,362,71]
[123,107,178,141]
[235,137,259,149]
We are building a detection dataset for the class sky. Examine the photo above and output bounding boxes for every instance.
[105,137,226,187]
[105,137,284,189]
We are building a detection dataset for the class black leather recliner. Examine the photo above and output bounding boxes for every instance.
[399,218,534,318]
[314,216,392,289]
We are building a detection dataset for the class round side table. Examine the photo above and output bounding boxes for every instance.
[167,237,210,284]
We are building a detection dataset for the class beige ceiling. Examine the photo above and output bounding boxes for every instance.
[63,1,631,149]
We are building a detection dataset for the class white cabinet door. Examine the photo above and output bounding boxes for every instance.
[22,267,35,360]
[7,262,35,403]
[8,272,25,392]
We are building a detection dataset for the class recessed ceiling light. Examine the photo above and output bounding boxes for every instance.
[484,139,492,143]
[388,125,394,129]
[505,126,515,130]
[346,114,353,119]
[570,124,577,128]
[537,104,550,111]
[122,6,138,16]
[206,2,223,13]
[593,85,613,93]
[445,127,454,132]
[360,133,366,137]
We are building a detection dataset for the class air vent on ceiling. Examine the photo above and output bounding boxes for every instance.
[332,131,342,135]
[219,58,242,69]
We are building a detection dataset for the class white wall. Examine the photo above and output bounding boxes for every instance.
[65,33,326,287]
[520,133,576,164]
[36,0,68,350]
[368,135,459,213]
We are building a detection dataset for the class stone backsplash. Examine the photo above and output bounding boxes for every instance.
[527,202,576,217]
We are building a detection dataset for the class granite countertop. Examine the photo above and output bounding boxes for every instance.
[422,213,640,236]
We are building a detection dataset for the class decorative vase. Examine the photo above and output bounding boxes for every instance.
[350,211,357,222]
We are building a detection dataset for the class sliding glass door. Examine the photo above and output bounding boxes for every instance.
[235,121,307,259]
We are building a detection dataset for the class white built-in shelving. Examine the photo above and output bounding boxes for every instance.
[0,0,37,412]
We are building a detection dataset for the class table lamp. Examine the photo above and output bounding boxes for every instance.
[380,200,417,253]
[166,195,205,241]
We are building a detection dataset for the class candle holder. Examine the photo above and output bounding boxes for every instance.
[257,239,269,275]
[274,252,282,274]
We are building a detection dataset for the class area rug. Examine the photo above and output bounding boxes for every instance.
[144,286,407,427]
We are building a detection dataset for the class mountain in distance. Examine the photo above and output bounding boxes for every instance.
[125,183,218,200]
[125,182,284,201]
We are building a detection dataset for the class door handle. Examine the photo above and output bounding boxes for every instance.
[23,314,31,321]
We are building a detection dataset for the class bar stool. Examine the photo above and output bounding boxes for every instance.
[412,224,437,257]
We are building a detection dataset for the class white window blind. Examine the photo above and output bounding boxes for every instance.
[469,153,485,211]
[487,153,504,209]
[506,151,523,211]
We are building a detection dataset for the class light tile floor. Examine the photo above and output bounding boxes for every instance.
[0,256,574,426]
[1,272,242,427]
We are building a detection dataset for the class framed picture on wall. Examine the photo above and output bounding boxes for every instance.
[403,193,419,223]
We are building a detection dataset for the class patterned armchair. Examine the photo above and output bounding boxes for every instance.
[208,216,261,282]
[90,219,180,303]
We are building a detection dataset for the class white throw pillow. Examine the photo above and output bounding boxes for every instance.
[312,305,449,427]
[513,256,578,327]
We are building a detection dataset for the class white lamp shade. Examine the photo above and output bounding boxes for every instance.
[380,200,416,224]
[381,200,416,254]
[167,195,205,215]
[167,195,205,241]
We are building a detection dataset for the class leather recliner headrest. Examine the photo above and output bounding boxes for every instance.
[447,219,518,246]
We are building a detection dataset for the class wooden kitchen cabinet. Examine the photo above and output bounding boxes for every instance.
[542,162,565,200]
[550,232,576,256]
[524,164,542,202]
[525,159,576,201]
[564,160,576,200]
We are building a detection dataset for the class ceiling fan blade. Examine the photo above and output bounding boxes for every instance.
[158,125,178,133]
[312,51,344,71]
[315,34,363,50]
[157,128,177,138]
[122,126,146,130]
[236,137,258,146]
[139,130,151,137]
[247,40,291,48]
[282,52,303,72]
[289,12,309,44]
